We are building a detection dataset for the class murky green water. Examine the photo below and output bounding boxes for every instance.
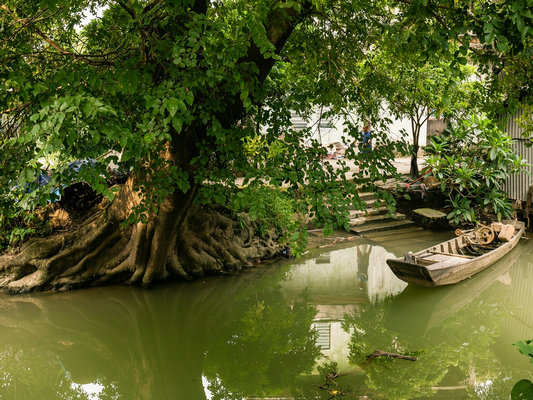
[0,231,532,400]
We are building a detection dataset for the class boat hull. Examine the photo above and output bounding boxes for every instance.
[386,221,526,287]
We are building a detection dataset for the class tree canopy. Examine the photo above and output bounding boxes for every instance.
[0,0,531,291]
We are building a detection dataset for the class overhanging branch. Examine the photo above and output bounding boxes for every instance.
[1,4,114,66]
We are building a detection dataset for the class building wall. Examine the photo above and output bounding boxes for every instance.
[291,108,428,149]
[427,118,447,137]
[503,108,533,202]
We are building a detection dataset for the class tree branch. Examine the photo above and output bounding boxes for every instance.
[394,0,449,30]
[361,350,418,368]
[141,0,164,16]
[215,2,311,129]
[0,102,30,115]
[242,3,311,84]
[1,4,115,66]
[31,26,114,66]
[117,0,137,19]
[118,0,153,66]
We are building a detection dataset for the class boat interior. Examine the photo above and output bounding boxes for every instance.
[407,230,515,267]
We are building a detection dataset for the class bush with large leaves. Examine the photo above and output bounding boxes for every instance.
[426,114,529,224]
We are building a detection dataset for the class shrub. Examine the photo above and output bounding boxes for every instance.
[425,114,529,224]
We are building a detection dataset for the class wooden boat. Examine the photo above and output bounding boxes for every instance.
[386,220,526,287]
[387,240,529,336]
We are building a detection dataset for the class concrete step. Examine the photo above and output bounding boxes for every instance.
[348,198,386,211]
[364,198,386,208]
[349,206,390,218]
[349,213,406,228]
[350,219,417,235]
[358,192,376,202]
[363,226,424,240]
[367,228,428,243]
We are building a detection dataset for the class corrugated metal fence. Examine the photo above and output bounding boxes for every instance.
[503,108,533,202]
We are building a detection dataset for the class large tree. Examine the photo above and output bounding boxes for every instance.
[1,0,319,292]
[0,0,531,293]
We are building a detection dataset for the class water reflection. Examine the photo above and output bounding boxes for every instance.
[0,235,530,399]
[281,239,406,304]
[0,272,320,399]
[282,236,533,399]
[340,236,533,400]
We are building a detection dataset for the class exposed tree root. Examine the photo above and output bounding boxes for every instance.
[0,185,282,293]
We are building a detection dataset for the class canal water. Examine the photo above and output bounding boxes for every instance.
[0,231,532,399]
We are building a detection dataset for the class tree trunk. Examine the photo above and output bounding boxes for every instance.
[0,171,284,293]
[410,117,421,180]
[410,143,420,180]
[0,121,281,293]
[0,2,307,294]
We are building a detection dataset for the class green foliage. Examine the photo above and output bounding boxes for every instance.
[231,185,306,254]
[515,105,533,145]
[512,340,533,400]
[1,0,531,253]
[512,380,533,400]
[515,340,533,362]
[426,114,529,224]
[393,0,532,91]
[339,278,521,400]
[316,360,339,377]
[0,203,51,251]
[203,291,320,399]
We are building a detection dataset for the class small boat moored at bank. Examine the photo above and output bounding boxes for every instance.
[386,220,526,287]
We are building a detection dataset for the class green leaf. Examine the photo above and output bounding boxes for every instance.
[164,97,182,118]
[484,23,494,34]
[171,116,183,133]
[31,124,40,136]
[520,8,533,19]
[66,133,75,146]
[514,340,533,360]
[185,92,194,106]
[511,379,533,400]
[119,135,128,148]
[92,132,101,144]
[121,149,132,162]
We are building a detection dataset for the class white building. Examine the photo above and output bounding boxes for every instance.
[290,108,428,150]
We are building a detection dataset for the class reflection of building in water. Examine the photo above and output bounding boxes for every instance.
[281,242,406,304]
[311,305,354,371]
[280,241,407,370]
[366,245,407,303]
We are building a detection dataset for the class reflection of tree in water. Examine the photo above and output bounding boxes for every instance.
[0,270,320,400]
[0,286,209,399]
[340,286,516,400]
[2,244,529,399]
[204,292,320,399]
[0,345,107,399]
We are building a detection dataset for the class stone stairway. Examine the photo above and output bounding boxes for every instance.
[349,192,421,237]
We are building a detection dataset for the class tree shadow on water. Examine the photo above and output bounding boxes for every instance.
[0,272,320,400]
